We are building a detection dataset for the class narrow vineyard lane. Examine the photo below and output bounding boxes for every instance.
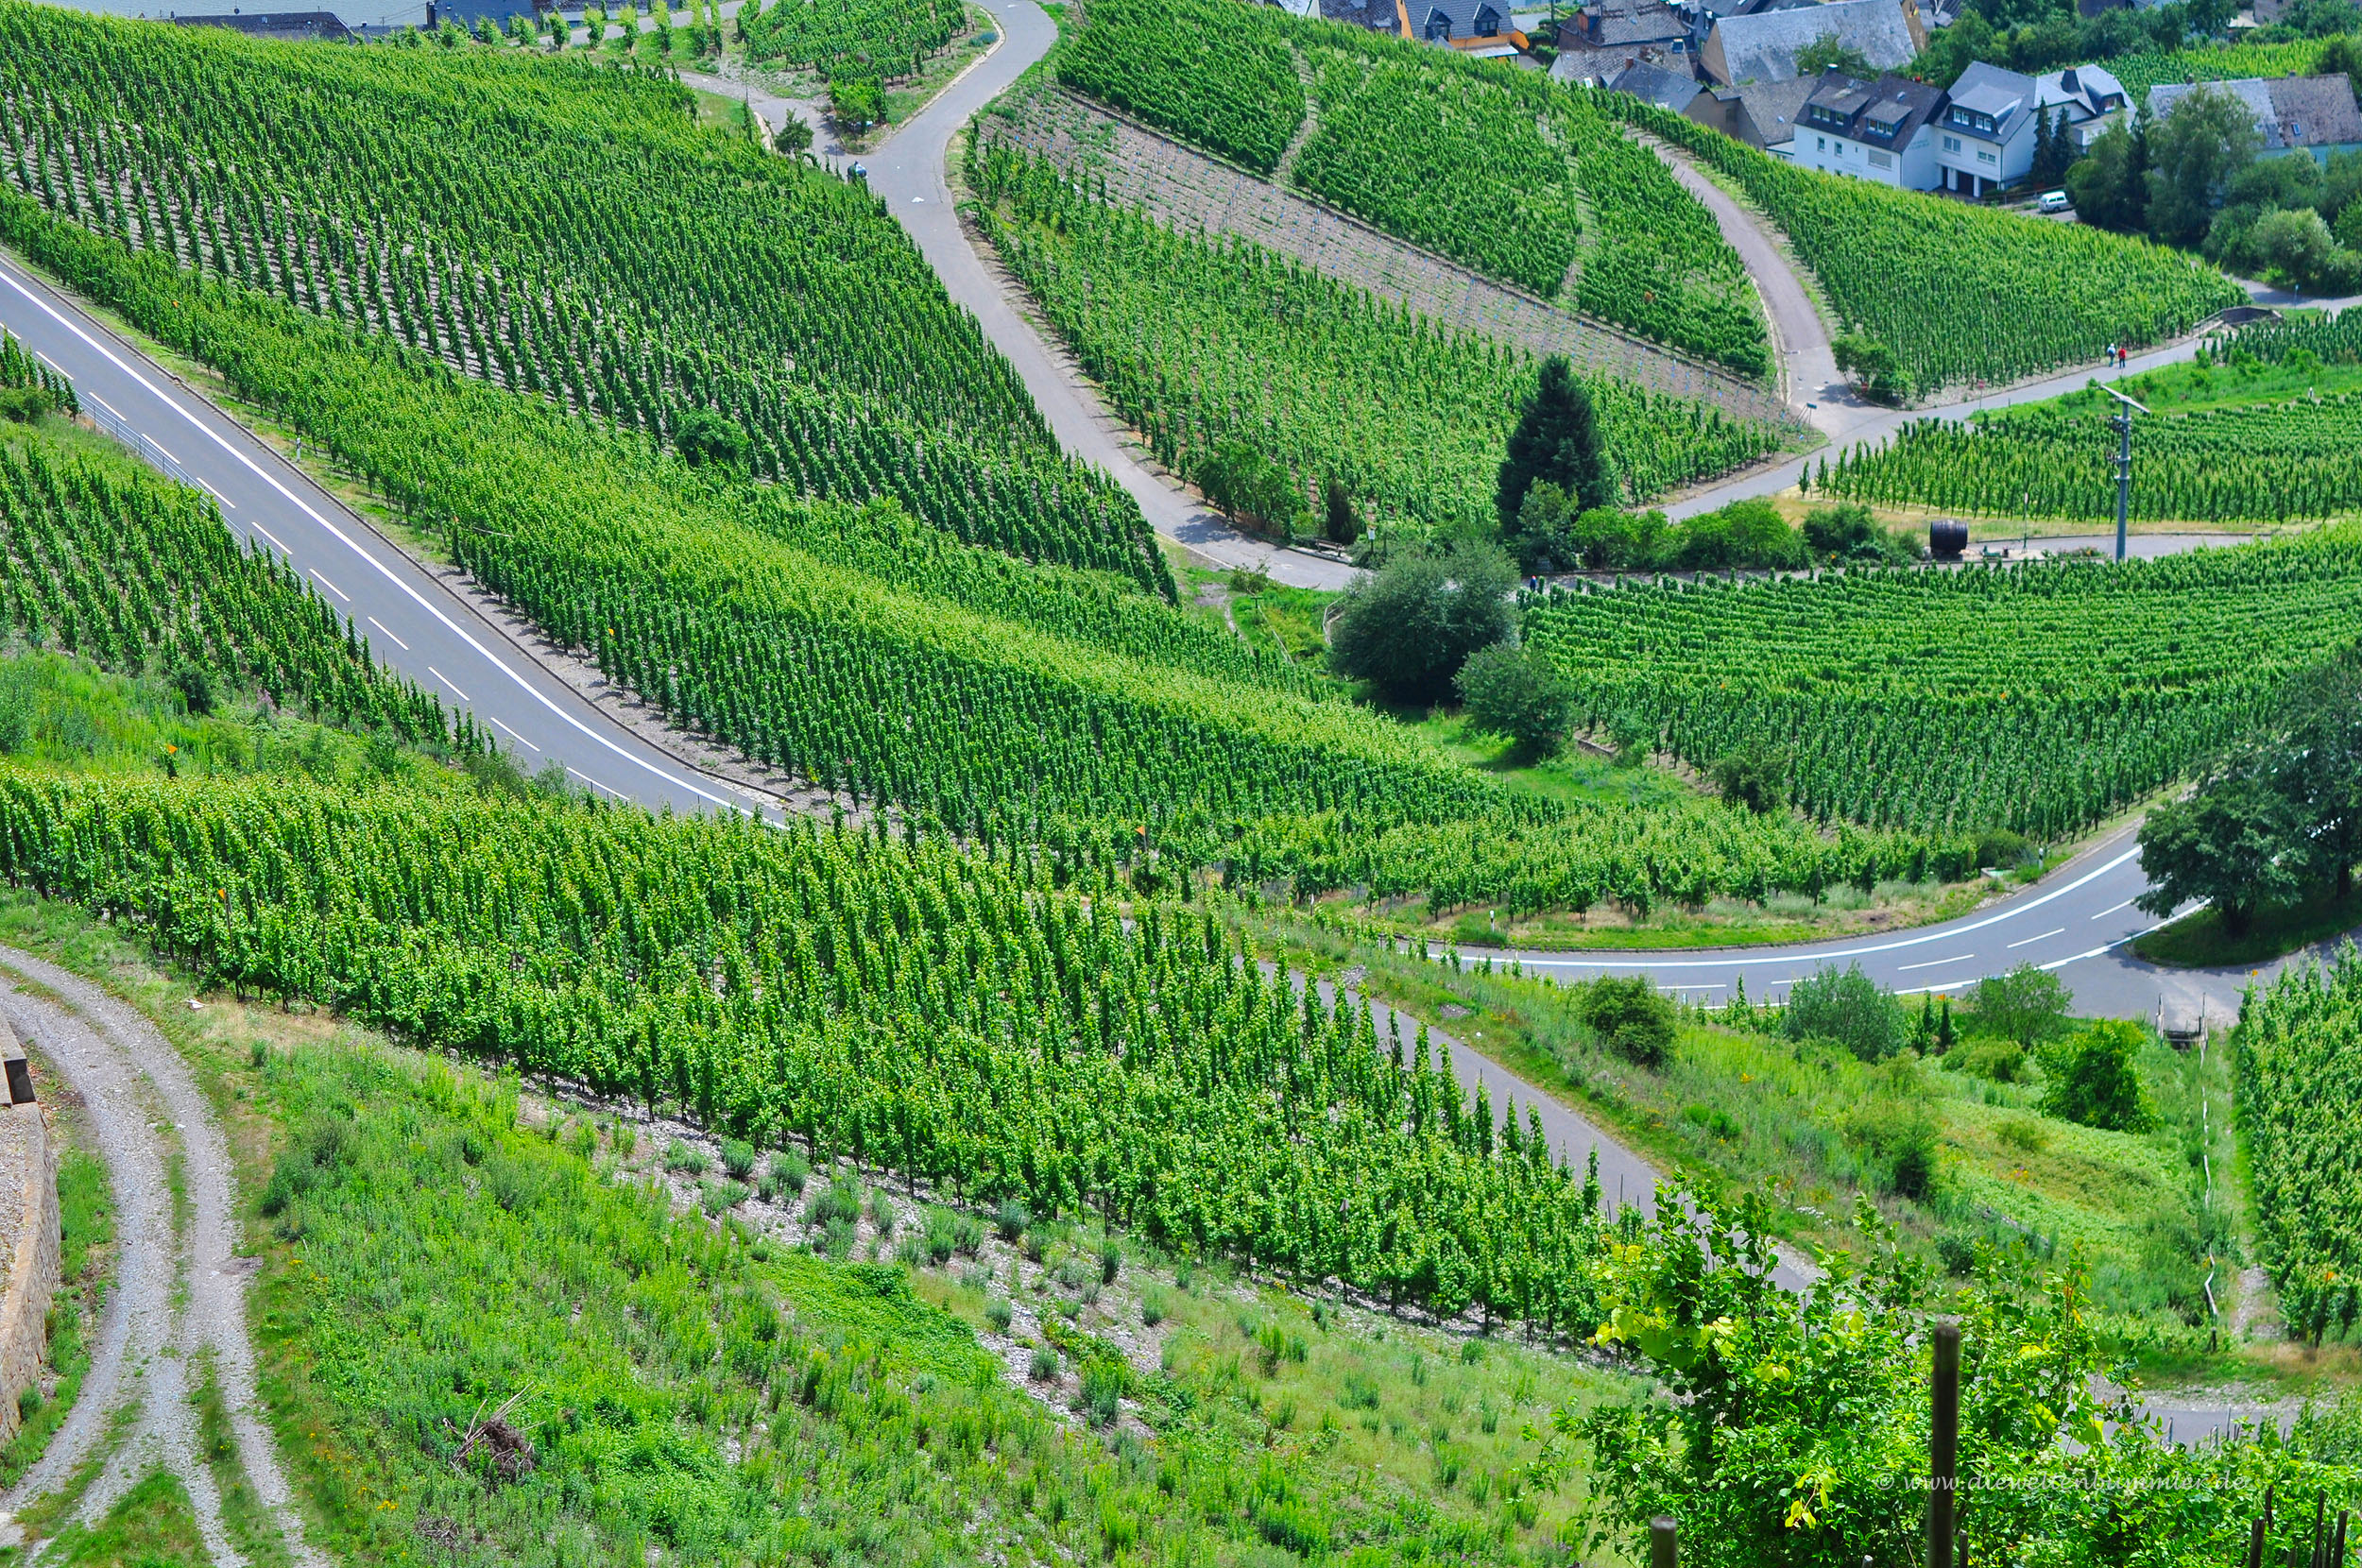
[0,951,323,1566]
[864,0,1361,591]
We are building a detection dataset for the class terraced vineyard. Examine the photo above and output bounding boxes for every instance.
[737,0,967,76]
[975,87,1793,423]
[2107,40,2329,100]
[0,5,1164,591]
[2236,950,2362,1341]
[1615,94,2244,393]
[0,405,452,746]
[0,759,1616,1333]
[1054,0,1771,376]
[968,143,1783,539]
[1521,529,2362,835]
[1822,398,2362,523]
[9,155,1965,913]
[1823,312,2362,522]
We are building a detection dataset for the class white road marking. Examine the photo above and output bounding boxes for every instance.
[0,262,739,813]
[2007,927,2066,949]
[1897,979,1980,996]
[1511,844,2145,969]
[87,391,125,420]
[567,766,625,800]
[488,715,539,751]
[307,568,349,602]
[2091,897,2136,919]
[366,616,408,651]
[192,477,234,510]
[1897,954,1974,972]
[246,520,292,555]
[427,667,471,703]
[145,434,181,465]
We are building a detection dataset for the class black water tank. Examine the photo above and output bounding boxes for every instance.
[1930,520,1968,560]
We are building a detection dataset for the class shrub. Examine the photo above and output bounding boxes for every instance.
[762,1150,809,1199]
[2041,1019,2156,1132]
[1329,540,1516,704]
[1078,1357,1129,1425]
[1972,963,2072,1048]
[1456,642,1571,758]
[663,1139,710,1176]
[1099,1239,1121,1285]
[718,1137,757,1180]
[994,1197,1031,1242]
[1576,975,1675,1067]
[1029,1346,1061,1382]
[1709,739,1790,814]
[1784,963,1908,1062]
[1664,499,1805,571]
[985,1298,1015,1334]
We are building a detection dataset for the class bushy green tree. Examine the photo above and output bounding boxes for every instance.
[2041,1019,2155,1131]
[1575,975,1675,1067]
[2147,86,2264,246]
[1969,963,2071,1049]
[1328,540,1515,703]
[1784,963,1906,1061]
[1497,357,1614,545]
[2137,770,2307,935]
[1664,499,1805,571]
[674,406,749,469]
[1708,739,1789,814]
[1571,505,1668,571]
[1456,642,1571,758]
[1794,34,1875,77]
[1832,330,1910,403]
[2065,117,2149,233]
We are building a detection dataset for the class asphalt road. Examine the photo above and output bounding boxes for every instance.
[0,254,768,823]
[1481,822,2295,1024]
[861,0,1360,592]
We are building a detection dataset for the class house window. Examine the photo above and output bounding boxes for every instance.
[1943,134,1961,152]
[1816,135,1826,150]
[1869,149,1892,167]
[1977,149,1996,164]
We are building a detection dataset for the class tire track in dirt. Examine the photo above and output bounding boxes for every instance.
[0,950,319,1567]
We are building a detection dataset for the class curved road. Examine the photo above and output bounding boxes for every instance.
[0,9,2311,1096]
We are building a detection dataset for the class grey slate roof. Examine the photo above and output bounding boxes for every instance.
[2036,62,2129,120]
[1413,0,1512,37]
[1318,0,1405,28]
[1726,72,1821,143]
[1610,58,1707,110]
[1577,0,1688,43]
[1801,67,1943,143]
[1708,0,1920,84]
[174,8,353,37]
[1941,60,2036,142]
[2147,74,2362,150]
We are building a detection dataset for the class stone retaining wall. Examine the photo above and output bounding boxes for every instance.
[0,1014,59,1443]
[977,88,1804,433]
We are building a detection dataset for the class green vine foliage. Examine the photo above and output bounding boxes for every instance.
[0,5,1167,592]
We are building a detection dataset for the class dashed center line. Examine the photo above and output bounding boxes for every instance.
[427,666,471,703]
[2006,927,2066,949]
[307,568,349,601]
[192,477,234,510]
[2091,897,2136,920]
[1897,953,1975,972]
[366,616,408,652]
[246,520,292,556]
[488,715,539,752]
[567,766,624,800]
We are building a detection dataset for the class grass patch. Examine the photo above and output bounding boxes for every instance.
[2132,885,2362,969]
[43,1468,208,1568]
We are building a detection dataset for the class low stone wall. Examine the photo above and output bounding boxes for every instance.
[0,1014,59,1443]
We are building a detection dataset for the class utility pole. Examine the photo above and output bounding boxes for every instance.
[2103,386,2150,563]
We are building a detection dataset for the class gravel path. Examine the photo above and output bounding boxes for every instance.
[0,951,318,1567]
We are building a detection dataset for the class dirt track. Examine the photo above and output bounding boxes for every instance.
[0,950,318,1567]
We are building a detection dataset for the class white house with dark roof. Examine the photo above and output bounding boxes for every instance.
[2146,75,2362,162]
[1699,0,1926,85]
[1795,68,1945,186]
[1931,60,2130,195]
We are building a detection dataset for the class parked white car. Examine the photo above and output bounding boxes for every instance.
[2037,189,2072,213]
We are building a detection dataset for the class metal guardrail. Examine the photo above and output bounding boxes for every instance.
[78,399,202,493]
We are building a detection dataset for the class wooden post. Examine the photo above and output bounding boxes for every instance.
[2251,1518,2268,1568]
[2314,1493,2328,1568]
[2334,1509,2349,1568]
[1650,1516,1677,1568]
[1931,1321,1960,1568]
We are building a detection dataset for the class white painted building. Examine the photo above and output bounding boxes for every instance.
[1794,69,1944,188]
